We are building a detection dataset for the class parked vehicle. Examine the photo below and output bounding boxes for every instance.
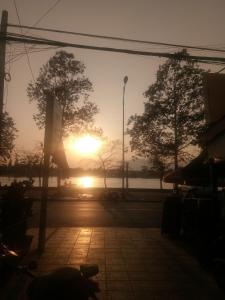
[0,243,100,300]
[1,181,34,252]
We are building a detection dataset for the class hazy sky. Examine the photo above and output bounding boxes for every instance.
[1,0,225,166]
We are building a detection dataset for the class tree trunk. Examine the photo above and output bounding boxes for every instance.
[159,167,164,190]
[103,168,107,189]
[126,162,129,189]
[173,89,179,191]
[39,160,43,187]
[57,168,61,190]
[159,177,163,190]
[38,176,42,187]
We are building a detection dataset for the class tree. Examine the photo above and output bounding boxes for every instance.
[27,50,98,136]
[150,152,166,190]
[97,139,121,189]
[128,50,207,174]
[83,138,121,189]
[0,112,17,164]
[17,142,44,186]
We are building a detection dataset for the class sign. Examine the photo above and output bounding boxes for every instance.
[203,73,225,159]
[38,95,66,253]
[204,73,225,124]
[50,99,62,153]
[45,96,69,171]
[207,134,225,159]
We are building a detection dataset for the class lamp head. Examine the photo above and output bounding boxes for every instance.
[123,76,128,85]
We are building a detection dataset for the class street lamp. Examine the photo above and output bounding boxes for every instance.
[122,76,128,199]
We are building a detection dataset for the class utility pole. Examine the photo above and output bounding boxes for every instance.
[122,76,128,199]
[0,10,8,156]
[126,161,129,189]
[38,94,53,254]
[0,10,7,114]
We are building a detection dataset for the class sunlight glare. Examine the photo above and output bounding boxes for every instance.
[72,135,101,154]
[78,176,94,188]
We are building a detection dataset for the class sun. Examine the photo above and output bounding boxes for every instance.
[78,176,94,188]
[72,135,102,154]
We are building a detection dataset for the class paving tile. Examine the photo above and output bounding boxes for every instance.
[86,257,106,265]
[28,227,225,300]
[95,271,106,280]
[70,249,88,256]
[127,271,153,280]
[90,243,105,248]
[106,271,128,280]
[106,264,127,271]
[106,258,125,264]
[97,291,110,300]
[67,257,87,264]
[107,280,133,291]
[73,245,89,250]
[88,249,105,255]
[98,280,107,291]
[125,264,147,271]
[109,291,135,300]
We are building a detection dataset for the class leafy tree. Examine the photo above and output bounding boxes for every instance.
[150,152,166,189]
[27,50,98,136]
[128,50,207,173]
[0,112,17,164]
[17,143,44,186]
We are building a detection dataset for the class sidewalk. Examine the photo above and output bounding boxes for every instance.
[27,227,224,300]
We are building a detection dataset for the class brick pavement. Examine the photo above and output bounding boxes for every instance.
[27,228,224,300]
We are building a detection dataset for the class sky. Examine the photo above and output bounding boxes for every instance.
[1,0,225,167]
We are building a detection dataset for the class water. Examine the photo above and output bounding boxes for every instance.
[0,176,172,189]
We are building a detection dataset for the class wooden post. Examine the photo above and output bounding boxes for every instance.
[122,76,128,199]
[0,11,7,157]
[0,10,7,115]
[126,161,129,189]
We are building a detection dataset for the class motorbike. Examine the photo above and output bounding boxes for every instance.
[0,243,100,300]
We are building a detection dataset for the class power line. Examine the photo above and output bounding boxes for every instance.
[23,0,62,54]
[7,22,225,54]
[12,0,35,82]
[31,0,62,28]
[5,1,62,66]
[5,33,225,65]
[5,45,61,65]
[4,44,13,110]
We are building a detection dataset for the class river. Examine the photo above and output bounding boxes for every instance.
[0,176,172,189]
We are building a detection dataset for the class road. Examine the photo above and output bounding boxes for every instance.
[29,200,163,227]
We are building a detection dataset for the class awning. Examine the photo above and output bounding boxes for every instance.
[163,151,210,186]
[163,168,184,184]
[164,151,225,186]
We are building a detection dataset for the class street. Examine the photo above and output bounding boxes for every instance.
[29,200,162,227]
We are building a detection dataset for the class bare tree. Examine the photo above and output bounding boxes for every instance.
[97,139,121,189]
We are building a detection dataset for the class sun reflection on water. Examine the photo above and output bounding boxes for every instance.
[78,176,94,188]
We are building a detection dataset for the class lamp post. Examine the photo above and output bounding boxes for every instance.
[122,76,128,199]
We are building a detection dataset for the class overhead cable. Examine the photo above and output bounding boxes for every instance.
[4,33,225,65]
[7,23,225,54]
[21,0,62,55]
[31,0,62,28]
[12,0,35,82]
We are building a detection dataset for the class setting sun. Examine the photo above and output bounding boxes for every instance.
[78,176,94,188]
[71,135,102,155]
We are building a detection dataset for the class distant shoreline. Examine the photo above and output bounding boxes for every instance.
[0,176,173,189]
